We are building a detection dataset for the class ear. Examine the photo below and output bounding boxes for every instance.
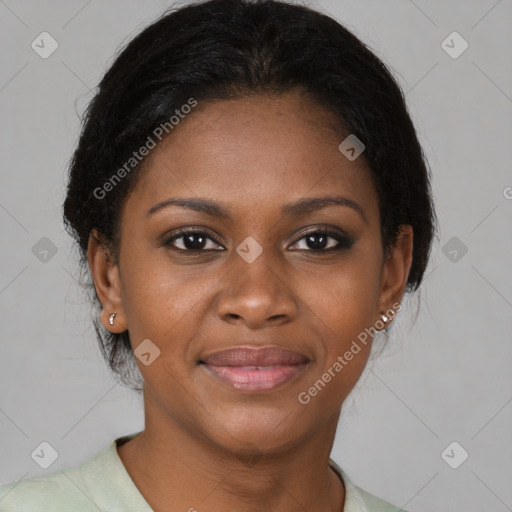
[377,224,414,318]
[87,229,127,333]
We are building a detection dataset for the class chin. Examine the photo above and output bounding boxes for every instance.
[204,407,309,453]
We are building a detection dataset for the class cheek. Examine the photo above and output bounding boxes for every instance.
[301,246,382,380]
[122,275,186,335]
[119,246,214,349]
[308,252,382,332]
[296,272,378,408]
[118,244,174,336]
[311,286,374,382]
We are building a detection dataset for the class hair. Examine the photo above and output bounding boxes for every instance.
[63,0,438,391]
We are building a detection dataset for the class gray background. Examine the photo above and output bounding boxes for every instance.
[1,1,511,511]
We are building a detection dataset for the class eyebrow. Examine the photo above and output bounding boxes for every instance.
[147,195,367,223]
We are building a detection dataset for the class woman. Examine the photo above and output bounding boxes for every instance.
[0,0,436,510]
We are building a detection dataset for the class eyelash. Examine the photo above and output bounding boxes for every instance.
[163,228,354,254]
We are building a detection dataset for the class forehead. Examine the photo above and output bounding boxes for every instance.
[125,92,378,221]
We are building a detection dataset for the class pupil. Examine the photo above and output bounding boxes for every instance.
[185,234,206,250]
[307,233,327,250]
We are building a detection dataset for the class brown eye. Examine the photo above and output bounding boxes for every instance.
[164,230,224,251]
[290,229,354,252]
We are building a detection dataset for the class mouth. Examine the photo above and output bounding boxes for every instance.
[199,346,310,393]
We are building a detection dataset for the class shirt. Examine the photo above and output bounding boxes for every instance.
[0,431,406,511]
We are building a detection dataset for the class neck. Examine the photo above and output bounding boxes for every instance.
[117,403,345,512]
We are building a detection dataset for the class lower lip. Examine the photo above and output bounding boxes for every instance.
[201,363,308,392]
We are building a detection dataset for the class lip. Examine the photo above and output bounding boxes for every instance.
[199,346,310,392]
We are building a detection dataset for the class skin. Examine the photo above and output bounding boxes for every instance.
[88,90,413,512]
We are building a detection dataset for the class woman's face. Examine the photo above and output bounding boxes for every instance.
[90,91,412,455]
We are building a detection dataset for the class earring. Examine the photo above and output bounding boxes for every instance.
[109,312,117,325]
[379,312,391,324]
[379,312,392,331]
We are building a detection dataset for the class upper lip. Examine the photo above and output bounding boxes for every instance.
[200,346,309,366]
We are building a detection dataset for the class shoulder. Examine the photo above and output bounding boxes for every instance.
[351,484,408,512]
[0,450,108,511]
[329,459,409,512]
[0,432,147,512]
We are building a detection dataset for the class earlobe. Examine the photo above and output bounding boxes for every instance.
[377,224,414,317]
[87,229,127,333]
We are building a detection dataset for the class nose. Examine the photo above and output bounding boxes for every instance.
[215,248,298,329]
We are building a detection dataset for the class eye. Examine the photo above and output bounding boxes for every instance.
[289,229,354,252]
[163,229,224,251]
[163,227,354,253]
